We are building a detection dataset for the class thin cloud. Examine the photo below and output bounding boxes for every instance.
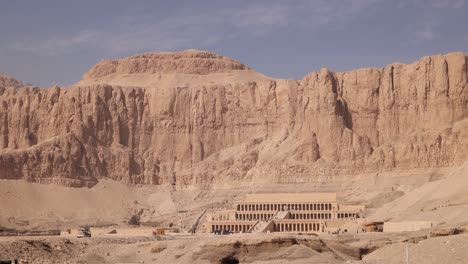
[230,3,291,28]
[10,30,100,56]
[7,0,383,56]
[415,24,435,41]
[427,0,466,8]
[398,0,467,8]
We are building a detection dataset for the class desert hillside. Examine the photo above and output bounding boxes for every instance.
[0,50,466,188]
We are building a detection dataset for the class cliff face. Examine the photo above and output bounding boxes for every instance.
[0,50,466,187]
[0,74,23,88]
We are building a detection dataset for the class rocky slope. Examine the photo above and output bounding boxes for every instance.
[0,50,466,187]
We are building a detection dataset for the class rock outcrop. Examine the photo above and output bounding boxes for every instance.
[83,49,249,79]
[0,74,23,89]
[0,50,466,187]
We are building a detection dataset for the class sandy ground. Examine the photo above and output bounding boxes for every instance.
[1,227,468,264]
[1,164,464,230]
[1,163,467,263]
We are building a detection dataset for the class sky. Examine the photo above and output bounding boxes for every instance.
[0,0,467,86]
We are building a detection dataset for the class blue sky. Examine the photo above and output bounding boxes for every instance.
[0,0,467,86]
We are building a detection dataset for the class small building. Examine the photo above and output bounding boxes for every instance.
[206,193,364,233]
[360,221,384,232]
[154,228,165,235]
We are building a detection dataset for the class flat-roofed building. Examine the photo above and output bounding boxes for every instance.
[206,193,364,233]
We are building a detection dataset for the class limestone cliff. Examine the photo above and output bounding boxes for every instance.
[0,50,466,187]
[0,73,23,89]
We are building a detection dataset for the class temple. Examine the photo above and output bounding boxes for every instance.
[205,193,364,233]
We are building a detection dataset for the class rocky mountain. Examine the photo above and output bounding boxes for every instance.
[0,73,23,88]
[0,50,466,187]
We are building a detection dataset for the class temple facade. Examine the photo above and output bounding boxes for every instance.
[205,193,364,233]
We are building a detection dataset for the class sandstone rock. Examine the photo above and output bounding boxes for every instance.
[83,49,249,79]
[0,50,466,187]
[0,73,23,89]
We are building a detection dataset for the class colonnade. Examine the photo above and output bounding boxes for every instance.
[236,212,335,221]
[211,224,252,232]
[237,203,333,211]
[290,212,332,220]
[337,212,357,219]
[275,222,320,232]
[237,213,274,221]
